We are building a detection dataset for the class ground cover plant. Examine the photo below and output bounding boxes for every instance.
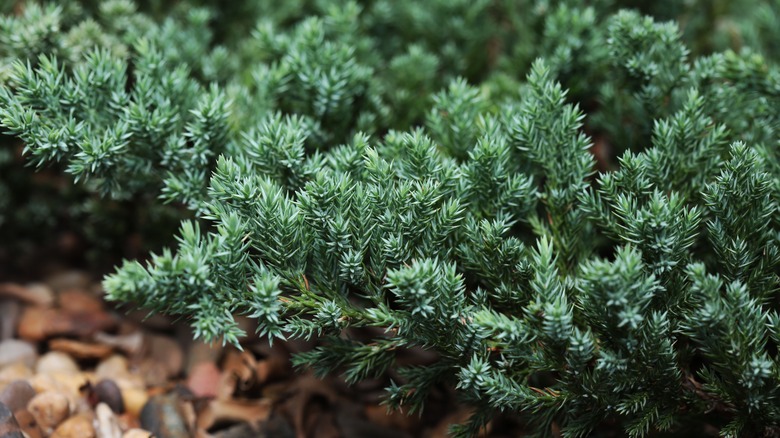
[1,0,779,436]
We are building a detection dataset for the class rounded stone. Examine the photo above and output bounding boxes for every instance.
[0,381,36,412]
[0,340,37,369]
[27,391,71,432]
[35,352,79,375]
[0,401,23,437]
[94,380,125,414]
[50,414,95,438]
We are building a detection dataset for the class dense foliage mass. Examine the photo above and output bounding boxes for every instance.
[1,1,779,436]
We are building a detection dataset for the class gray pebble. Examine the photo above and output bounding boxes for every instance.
[139,394,190,438]
[0,340,37,369]
[0,381,36,412]
[0,401,24,438]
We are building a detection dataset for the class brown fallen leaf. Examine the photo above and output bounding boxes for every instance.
[276,373,340,438]
[255,345,290,385]
[427,407,491,438]
[221,348,257,392]
[196,398,271,431]
[364,404,420,432]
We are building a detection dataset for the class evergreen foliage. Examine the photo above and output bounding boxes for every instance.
[1,0,780,436]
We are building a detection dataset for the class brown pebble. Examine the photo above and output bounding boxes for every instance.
[49,339,114,360]
[0,402,23,438]
[44,271,91,293]
[0,283,54,307]
[15,307,48,342]
[0,381,36,412]
[18,307,116,342]
[94,380,124,414]
[12,408,42,438]
[57,289,104,314]
[27,391,71,432]
[51,414,95,438]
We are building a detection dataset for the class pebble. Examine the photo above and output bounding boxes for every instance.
[122,429,153,438]
[0,340,37,369]
[57,289,104,314]
[198,399,271,431]
[96,403,122,438]
[44,271,91,293]
[30,372,87,400]
[50,414,95,438]
[0,364,33,384]
[12,409,42,438]
[214,415,295,438]
[0,300,20,340]
[18,307,117,342]
[36,352,79,375]
[27,391,71,432]
[15,308,49,342]
[0,401,23,438]
[144,335,184,379]
[121,388,148,418]
[95,355,129,380]
[186,362,221,398]
[0,381,36,412]
[94,380,125,414]
[94,332,144,356]
[48,338,113,360]
[139,393,191,438]
[0,283,54,307]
